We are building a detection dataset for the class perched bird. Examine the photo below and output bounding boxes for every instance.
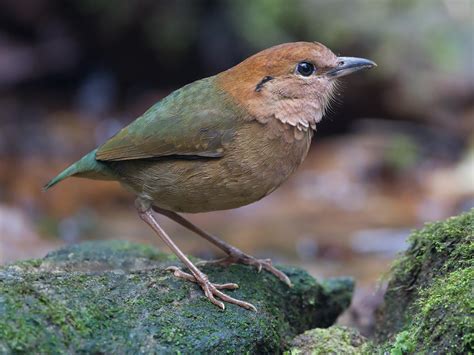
[45,42,375,311]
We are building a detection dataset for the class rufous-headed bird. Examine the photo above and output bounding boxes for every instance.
[45,42,376,311]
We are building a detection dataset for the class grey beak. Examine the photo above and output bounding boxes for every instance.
[326,57,377,79]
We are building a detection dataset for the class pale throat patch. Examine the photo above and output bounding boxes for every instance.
[273,98,323,131]
[266,80,336,132]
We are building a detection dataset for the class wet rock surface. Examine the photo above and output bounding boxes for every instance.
[0,240,353,354]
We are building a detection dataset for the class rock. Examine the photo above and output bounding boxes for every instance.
[287,210,473,354]
[288,326,368,354]
[0,240,353,354]
[375,209,474,353]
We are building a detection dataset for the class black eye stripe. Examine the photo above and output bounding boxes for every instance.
[255,76,274,92]
[296,62,315,76]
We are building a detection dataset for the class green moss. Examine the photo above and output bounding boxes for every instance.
[0,241,353,353]
[376,209,474,353]
[44,239,167,265]
[287,326,368,354]
[388,330,416,355]
[409,267,473,353]
[393,210,473,280]
[383,268,474,354]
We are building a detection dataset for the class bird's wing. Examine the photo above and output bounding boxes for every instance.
[96,79,238,162]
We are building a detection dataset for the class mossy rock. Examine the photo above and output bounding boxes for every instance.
[0,240,353,354]
[287,325,368,354]
[375,209,474,354]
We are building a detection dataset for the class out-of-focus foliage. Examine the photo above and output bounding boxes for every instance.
[229,0,474,117]
[75,1,474,91]
[1,0,471,130]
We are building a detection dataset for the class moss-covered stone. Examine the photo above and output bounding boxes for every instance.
[0,240,353,354]
[287,325,368,354]
[375,209,474,354]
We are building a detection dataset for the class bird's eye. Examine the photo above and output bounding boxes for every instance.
[296,62,315,76]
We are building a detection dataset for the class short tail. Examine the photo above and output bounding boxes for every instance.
[44,149,114,190]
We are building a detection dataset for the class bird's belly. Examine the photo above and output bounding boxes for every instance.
[116,124,312,213]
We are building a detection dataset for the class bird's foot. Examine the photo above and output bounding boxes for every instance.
[196,249,292,287]
[166,266,257,311]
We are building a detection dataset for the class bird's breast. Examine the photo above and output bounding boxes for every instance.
[119,120,312,213]
[224,119,313,198]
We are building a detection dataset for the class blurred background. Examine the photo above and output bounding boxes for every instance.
[0,0,473,335]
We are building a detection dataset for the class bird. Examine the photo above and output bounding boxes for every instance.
[45,42,376,311]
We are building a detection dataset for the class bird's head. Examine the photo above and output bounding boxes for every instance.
[217,42,376,131]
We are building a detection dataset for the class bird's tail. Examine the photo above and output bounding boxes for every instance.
[44,149,115,190]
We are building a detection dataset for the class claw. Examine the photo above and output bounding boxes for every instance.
[166,266,198,283]
[198,254,292,288]
[166,265,257,311]
[213,282,239,290]
[166,266,180,273]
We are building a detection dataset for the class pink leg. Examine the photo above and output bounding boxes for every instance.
[153,206,292,287]
[136,200,256,311]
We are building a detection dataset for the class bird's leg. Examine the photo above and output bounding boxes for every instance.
[152,206,292,287]
[136,199,256,311]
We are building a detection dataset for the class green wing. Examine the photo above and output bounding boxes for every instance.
[96,78,238,162]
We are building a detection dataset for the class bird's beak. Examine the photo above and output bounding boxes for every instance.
[326,57,377,79]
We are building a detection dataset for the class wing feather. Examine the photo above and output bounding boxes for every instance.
[96,78,237,162]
